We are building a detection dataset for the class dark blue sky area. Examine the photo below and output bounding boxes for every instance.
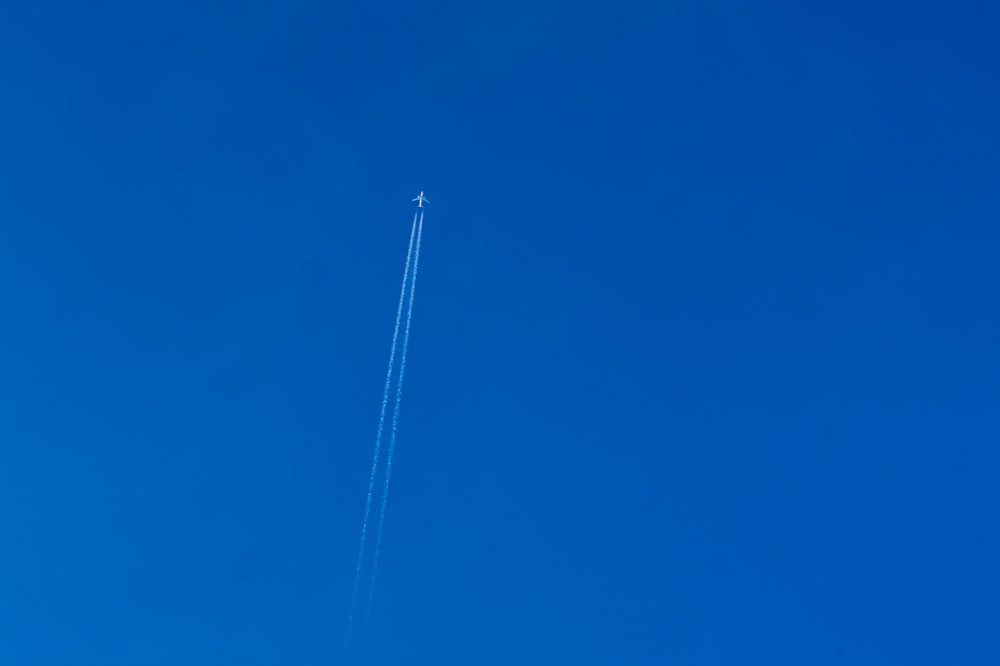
[1,2,997,664]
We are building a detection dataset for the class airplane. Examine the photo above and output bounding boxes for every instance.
[412,191,429,207]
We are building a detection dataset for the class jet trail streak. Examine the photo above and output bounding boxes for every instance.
[344,211,419,655]
[364,210,423,629]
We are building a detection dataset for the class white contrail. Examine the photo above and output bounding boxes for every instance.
[344,211,419,654]
[364,210,424,629]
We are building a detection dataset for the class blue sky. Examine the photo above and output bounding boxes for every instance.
[1,1,997,664]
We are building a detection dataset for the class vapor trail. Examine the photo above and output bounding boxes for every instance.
[344,211,419,654]
[364,210,423,628]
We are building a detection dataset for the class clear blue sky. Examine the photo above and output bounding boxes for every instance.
[1,2,997,664]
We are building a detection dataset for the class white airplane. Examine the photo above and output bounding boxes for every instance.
[412,191,429,207]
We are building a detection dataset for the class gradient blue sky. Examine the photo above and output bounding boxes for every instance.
[1,2,997,664]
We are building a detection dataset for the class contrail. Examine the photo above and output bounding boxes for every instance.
[364,210,424,629]
[344,211,419,655]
